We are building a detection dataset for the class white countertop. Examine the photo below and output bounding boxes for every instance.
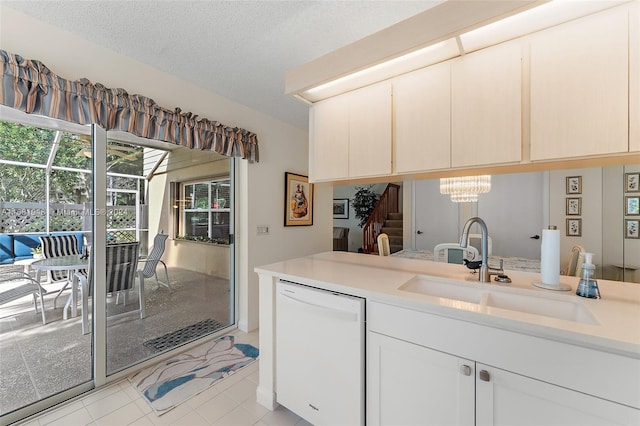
[255,251,640,358]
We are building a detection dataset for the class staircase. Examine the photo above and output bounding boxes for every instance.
[381,212,403,254]
[362,183,401,254]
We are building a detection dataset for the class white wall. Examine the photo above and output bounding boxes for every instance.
[0,6,332,331]
[412,172,545,259]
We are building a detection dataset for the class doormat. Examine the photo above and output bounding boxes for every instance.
[130,334,259,415]
[142,319,224,352]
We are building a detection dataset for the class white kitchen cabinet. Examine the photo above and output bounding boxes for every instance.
[451,40,522,168]
[309,82,391,181]
[393,61,451,173]
[348,82,392,178]
[476,364,640,426]
[368,300,640,425]
[309,94,349,181]
[367,331,474,426]
[529,6,629,160]
[630,1,640,153]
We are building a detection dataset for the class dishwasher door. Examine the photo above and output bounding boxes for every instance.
[276,280,364,426]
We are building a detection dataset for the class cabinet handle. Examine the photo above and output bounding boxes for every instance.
[460,365,472,376]
[479,370,491,382]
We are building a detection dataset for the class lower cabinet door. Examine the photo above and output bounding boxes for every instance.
[367,331,474,426]
[476,364,640,426]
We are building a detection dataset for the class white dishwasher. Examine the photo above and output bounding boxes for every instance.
[276,280,365,426]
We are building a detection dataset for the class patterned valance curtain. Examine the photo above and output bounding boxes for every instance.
[0,50,259,162]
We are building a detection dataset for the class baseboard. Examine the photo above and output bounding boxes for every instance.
[256,385,279,411]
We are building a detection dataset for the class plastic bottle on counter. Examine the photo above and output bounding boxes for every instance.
[576,252,601,299]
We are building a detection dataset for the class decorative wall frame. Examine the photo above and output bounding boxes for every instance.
[333,198,349,219]
[566,176,582,194]
[566,218,582,237]
[566,197,582,216]
[625,219,639,239]
[626,196,640,216]
[284,172,313,226]
[625,172,639,193]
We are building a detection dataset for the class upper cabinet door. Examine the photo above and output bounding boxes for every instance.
[630,2,640,153]
[348,82,392,178]
[529,6,629,160]
[451,40,522,168]
[309,95,349,182]
[394,62,451,173]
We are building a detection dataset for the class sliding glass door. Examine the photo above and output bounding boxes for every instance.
[1,118,236,423]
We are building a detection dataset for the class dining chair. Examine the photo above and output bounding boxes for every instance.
[0,268,48,324]
[564,244,585,276]
[377,233,390,256]
[467,234,493,256]
[39,234,83,309]
[74,242,142,334]
[137,233,172,292]
[433,243,480,264]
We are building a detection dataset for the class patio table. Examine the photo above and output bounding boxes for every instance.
[31,255,88,320]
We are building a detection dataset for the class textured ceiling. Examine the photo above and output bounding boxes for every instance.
[2,1,440,130]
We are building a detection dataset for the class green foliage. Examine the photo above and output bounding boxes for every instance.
[175,235,230,245]
[351,185,379,228]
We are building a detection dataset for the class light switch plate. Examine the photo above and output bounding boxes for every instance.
[257,225,269,235]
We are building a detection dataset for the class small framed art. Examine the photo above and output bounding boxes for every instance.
[626,196,640,216]
[566,176,582,194]
[566,198,581,216]
[333,198,349,219]
[284,172,314,226]
[566,218,582,237]
[625,219,639,239]
[625,172,639,193]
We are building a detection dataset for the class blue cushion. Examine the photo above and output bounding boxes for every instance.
[0,234,13,264]
[13,235,41,258]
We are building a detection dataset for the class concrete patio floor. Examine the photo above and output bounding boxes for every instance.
[0,267,232,416]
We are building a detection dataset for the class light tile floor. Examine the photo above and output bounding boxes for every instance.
[18,330,310,426]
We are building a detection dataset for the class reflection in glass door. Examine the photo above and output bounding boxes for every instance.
[103,131,235,376]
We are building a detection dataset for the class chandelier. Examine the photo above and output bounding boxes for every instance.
[440,175,491,203]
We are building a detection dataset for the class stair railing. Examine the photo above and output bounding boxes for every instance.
[362,183,400,254]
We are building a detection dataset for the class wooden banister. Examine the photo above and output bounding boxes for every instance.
[362,183,400,254]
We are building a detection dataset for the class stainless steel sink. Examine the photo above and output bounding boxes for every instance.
[398,275,600,325]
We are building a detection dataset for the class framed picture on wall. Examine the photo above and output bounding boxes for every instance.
[566,218,582,237]
[566,176,582,194]
[566,197,581,216]
[626,196,640,216]
[625,219,639,239]
[284,172,314,226]
[625,172,639,193]
[333,198,349,219]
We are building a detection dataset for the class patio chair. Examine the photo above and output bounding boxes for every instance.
[39,234,83,309]
[0,268,48,324]
[74,242,142,334]
[137,233,172,292]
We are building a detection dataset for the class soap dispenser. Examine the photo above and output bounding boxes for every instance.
[576,253,601,299]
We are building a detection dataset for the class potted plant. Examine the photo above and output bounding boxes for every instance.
[351,185,379,228]
[31,246,44,259]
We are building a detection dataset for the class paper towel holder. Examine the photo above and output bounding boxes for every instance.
[533,225,571,291]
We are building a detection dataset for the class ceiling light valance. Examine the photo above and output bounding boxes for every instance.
[0,50,259,162]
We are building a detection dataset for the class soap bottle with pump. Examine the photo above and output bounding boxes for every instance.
[576,252,601,299]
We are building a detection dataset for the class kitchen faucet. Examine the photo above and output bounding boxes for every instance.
[460,217,503,283]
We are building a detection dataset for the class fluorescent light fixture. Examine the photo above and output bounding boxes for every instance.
[459,0,626,53]
[301,39,459,102]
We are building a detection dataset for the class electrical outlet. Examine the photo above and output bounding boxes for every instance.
[257,225,269,235]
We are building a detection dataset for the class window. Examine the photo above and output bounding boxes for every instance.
[180,178,231,244]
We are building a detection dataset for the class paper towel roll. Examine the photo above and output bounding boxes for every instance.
[540,227,560,286]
